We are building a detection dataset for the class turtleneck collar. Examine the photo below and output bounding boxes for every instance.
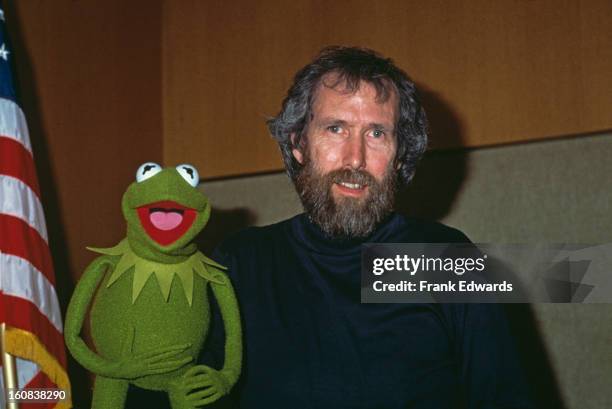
[288,212,405,255]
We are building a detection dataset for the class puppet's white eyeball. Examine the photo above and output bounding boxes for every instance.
[136,162,162,183]
[176,164,199,187]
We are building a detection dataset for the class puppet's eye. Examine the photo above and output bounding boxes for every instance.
[136,162,162,183]
[176,164,199,187]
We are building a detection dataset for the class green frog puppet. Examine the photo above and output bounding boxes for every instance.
[64,163,242,408]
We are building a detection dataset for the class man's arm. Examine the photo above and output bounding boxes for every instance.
[445,303,535,409]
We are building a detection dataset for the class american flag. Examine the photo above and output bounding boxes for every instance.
[0,6,71,409]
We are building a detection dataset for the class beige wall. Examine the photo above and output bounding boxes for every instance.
[201,132,612,241]
[200,132,612,409]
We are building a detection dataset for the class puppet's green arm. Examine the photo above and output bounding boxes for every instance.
[64,255,117,376]
[168,272,242,408]
[211,273,242,387]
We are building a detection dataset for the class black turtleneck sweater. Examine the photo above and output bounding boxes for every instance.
[199,213,533,409]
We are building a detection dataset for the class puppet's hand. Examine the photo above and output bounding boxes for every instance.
[168,365,230,408]
[105,327,192,379]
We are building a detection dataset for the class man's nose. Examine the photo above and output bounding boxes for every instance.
[343,134,366,170]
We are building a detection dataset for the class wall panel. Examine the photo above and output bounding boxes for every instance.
[163,0,612,179]
[9,1,163,282]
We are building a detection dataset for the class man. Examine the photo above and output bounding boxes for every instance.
[202,46,533,408]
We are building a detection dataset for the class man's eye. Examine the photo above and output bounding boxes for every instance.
[327,125,342,134]
[371,129,385,138]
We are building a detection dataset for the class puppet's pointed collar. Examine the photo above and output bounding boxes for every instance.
[87,239,227,306]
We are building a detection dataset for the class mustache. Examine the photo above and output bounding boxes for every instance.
[327,168,377,186]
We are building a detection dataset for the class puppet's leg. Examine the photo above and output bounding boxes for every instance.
[167,385,194,409]
[92,376,129,408]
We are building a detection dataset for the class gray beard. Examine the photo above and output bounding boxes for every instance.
[295,159,397,239]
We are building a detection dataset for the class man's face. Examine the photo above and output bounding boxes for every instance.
[292,77,399,238]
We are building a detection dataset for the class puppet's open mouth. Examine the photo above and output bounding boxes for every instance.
[137,201,197,246]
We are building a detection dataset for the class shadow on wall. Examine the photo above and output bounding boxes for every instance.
[5,4,92,408]
[397,85,469,221]
[399,85,566,409]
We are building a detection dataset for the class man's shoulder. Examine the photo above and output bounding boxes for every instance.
[392,213,472,243]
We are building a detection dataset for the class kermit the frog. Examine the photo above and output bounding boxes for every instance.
[64,162,242,408]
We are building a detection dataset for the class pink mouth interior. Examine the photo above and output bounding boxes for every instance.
[149,211,184,231]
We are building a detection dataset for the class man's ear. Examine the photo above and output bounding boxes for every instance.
[291,133,304,164]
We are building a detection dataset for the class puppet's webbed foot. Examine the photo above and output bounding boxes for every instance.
[168,365,230,408]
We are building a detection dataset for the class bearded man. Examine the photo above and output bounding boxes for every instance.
[203,46,534,409]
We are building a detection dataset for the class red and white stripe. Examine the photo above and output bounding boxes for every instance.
[0,96,67,402]
[0,98,33,152]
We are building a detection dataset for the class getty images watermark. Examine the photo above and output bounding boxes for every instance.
[361,243,612,303]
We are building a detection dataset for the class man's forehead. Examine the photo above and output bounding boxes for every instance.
[315,72,398,104]
[310,74,399,125]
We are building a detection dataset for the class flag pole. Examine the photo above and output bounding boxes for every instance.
[1,323,20,409]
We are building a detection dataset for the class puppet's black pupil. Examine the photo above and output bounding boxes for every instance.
[143,165,156,174]
[183,167,194,179]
